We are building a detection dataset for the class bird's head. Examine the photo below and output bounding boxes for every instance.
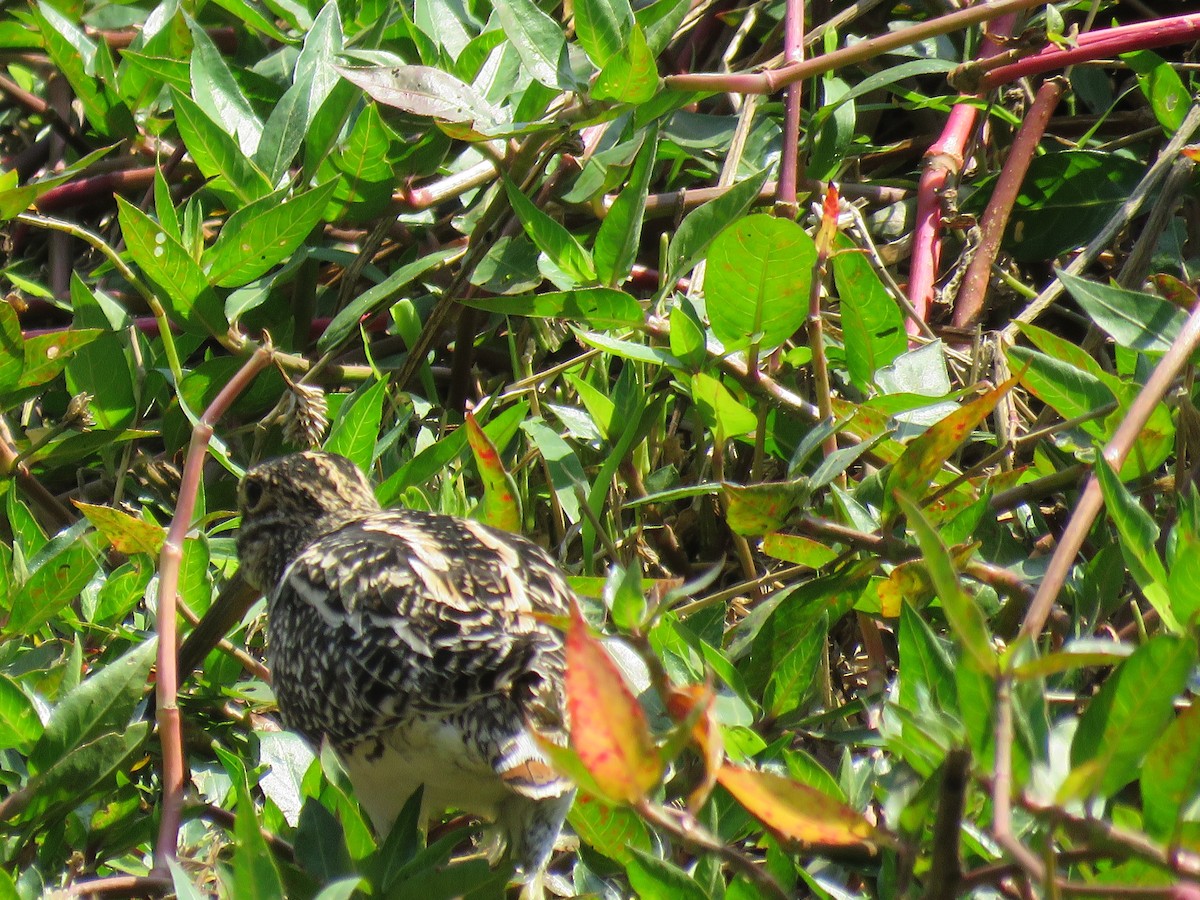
[236,451,382,592]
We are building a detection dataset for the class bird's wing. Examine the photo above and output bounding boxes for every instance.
[275,510,570,721]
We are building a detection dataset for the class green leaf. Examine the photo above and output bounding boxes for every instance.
[326,101,396,221]
[894,493,996,675]
[18,723,150,821]
[521,418,585,522]
[1094,456,1180,632]
[1005,345,1115,439]
[898,601,957,713]
[626,849,712,900]
[704,213,816,353]
[325,378,389,471]
[831,234,905,389]
[966,151,1144,262]
[664,168,770,288]
[504,178,596,283]
[170,88,274,204]
[569,792,653,864]
[592,24,658,105]
[116,196,230,337]
[296,799,354,881]
[462,288,641,328]
[491,0,572,89]
[1125,50,1187,132]
[28,639,155,774]
[30,3,134,138]
[575,0,632,67]
[255,1,343,181]
[691,372,756,441]
[203,180,338,288]
[0,146,114,221]
[65,284,136,431]
[232,767,285,900]
[667,301,706,370]
[18,329,102,389]
[0,301,24,393]
[188,19,263,155]
[595,126,659,286]
[318,248,459,354]
[0,674,42,753]
[1068,635,1195,799]
[1058,269,1187,354]
[3,530,100,637]
[1142,702,1200,839]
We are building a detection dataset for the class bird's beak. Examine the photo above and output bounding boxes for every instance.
[177,572,263,680]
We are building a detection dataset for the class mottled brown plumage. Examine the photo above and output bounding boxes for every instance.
[236,452,574,892]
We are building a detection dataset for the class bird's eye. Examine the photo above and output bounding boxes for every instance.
[241,478,266,513]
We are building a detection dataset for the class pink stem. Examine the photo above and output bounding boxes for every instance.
[776,0,804,207]
[906,12,1016,336]
[153,346,273,872]
[982,13,1200,90]
[951,78,1063,329]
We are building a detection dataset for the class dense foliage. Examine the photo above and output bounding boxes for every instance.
[2,0,1200,897]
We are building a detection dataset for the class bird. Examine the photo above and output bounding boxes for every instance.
[234,451,575,895]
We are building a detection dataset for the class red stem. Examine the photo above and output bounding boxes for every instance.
[982,13,1200,90]
[951,78,1063,329]
[907,12,1016,336]
[152,346,273,873]
[776,0,804,207]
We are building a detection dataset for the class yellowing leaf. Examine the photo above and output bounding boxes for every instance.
[565,602,662,804]
[883,374,1018,522]
[761,533,838,568]
[74,501,165,556]
[717,763,879,847]
[465,411,521,533]
[722,481,810,536]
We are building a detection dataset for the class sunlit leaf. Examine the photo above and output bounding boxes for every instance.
[465,411,521,533]
[74,501,166,556]
[716,764,879,847]
[565,602,662,803]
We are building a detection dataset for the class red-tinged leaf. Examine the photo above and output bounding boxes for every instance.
[565,602,662,804]
[722,481,810,536]
[73,501,165,556]
[760,533,838,568]
[815,184,840,257]
[1151,273,1198,310]
[664,683,722,813]
[883,374,1019,522]
[716,763,879,848]
[465,411,521,534]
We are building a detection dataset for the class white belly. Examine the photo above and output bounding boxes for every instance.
[341,719,512,833]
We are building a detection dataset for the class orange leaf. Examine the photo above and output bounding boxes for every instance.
[565,602,662,804]
[464,410,521,533]
[717,763,879,848]
[815,184,840,257]
[74,501,165,555]
[665,682,723,813]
